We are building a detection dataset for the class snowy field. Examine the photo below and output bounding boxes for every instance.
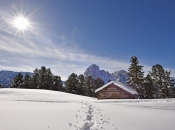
[0,89,175,130]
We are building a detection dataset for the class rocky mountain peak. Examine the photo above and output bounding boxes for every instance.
[84,64,128,84]
[89,64,100,70]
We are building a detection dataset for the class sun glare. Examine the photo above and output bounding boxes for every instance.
[14,17,30,30]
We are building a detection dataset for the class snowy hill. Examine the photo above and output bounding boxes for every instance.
[84,64,128,83]
[0,70,32,88]
[0,88,175,130]
[0,88,94,101]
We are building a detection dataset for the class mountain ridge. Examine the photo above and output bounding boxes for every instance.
[0,70,32,88]
[1,65,174,88]
[84,64,129,84]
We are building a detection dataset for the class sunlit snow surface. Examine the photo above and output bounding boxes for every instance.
[0,89,175,130]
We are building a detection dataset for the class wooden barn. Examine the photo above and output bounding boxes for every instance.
[95,81,138,99]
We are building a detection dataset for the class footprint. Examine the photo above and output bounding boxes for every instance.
[68,123,72,127]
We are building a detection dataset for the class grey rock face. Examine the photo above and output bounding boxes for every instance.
[84,64,128,84]
[112,70,129,84]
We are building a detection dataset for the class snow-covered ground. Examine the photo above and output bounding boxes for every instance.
[0,89,175,130]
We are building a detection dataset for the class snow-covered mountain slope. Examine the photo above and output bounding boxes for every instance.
[84,64,128,83]
[0,88,175,130]
[0,70,32,88]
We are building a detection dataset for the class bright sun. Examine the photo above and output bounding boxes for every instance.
[14,17,30,30]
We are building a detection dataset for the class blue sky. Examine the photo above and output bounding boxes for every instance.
[0,0,175,80]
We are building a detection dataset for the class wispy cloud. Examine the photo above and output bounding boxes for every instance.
[2,37,175,80]
[0,7,175,80]
[0,29,131,80]
[1,26,175,80]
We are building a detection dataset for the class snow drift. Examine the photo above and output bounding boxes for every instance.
[0,88,175,130]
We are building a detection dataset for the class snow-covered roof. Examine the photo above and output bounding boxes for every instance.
[95,81,138,95]
[95,81,114,93]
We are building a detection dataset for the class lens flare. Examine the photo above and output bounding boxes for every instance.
[14,17,30,30]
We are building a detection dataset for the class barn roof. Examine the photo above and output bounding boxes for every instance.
[95,81,138,95]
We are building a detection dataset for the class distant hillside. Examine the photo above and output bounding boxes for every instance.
[0,70,32,88]
[84,64,129,84]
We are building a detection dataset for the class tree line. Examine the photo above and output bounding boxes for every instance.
[65,73,104,97]
[127,56,175,98]
[0,84,4,88]
[10,66,104,97]
[4,56,175,99]
[10,66,63,91]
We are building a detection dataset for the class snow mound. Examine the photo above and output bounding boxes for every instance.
[0,88,175,130]
[0,88,96,101]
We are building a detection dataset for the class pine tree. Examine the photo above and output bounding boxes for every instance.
[169,84,175,98]
[38,66,47,89]
[45,68,53,89]
[150,64,163,98]
[163,70,172,98]
[10,73,24,88]
[30,67,62,90]
[84,76,94,97]
[0,84,5,88]
[23,74,31,89]
[169,78,175,98]
[143,74,155,99]
[93,78,104,97]
[150,64,173,98]
[65,73,79,94]
[126,56,144,97]
[36,66,53,89]
[51,76,63,91]
[31,69,39,89]
[77,74,85,95]
[94,78,104,90]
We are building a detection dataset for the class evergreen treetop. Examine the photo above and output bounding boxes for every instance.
[126,56,144,96]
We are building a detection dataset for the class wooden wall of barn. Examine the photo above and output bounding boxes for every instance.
[97,83,137,99]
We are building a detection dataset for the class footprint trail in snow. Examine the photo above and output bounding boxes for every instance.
[67,102,118,130]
